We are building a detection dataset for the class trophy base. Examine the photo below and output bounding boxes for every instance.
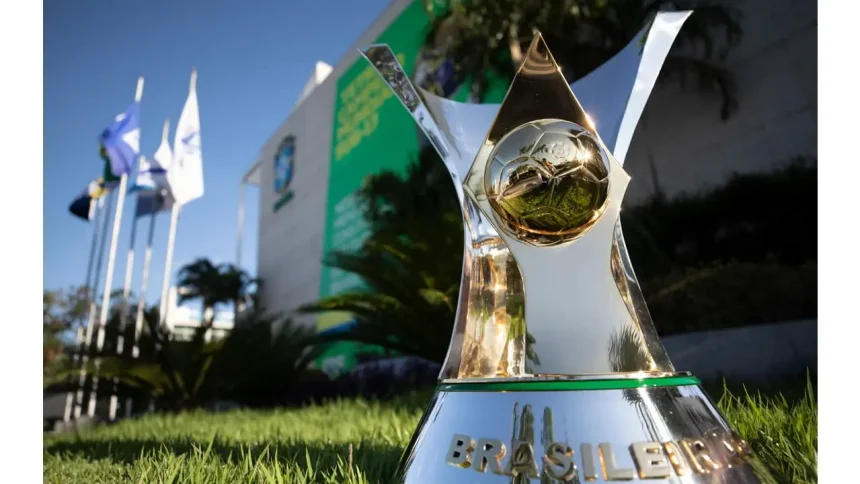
[398,375,773,483]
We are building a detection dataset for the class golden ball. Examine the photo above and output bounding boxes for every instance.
[485,119,610,245]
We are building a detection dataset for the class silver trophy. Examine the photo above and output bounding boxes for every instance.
[363,13,773,483]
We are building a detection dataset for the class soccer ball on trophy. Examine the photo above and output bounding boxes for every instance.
[485,119,610,246]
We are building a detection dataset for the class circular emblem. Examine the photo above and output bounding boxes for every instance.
[484,119,610,246]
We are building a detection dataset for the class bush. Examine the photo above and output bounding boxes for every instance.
[303,153,818,367]
[644,260,817,335]
[281,358,440,406]
[622,157,817,281]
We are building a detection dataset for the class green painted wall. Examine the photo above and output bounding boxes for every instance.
[313,0,506,374]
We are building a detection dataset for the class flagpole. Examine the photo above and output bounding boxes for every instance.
[159,67,199,329]
[159,203,181,328]
[64,196,104,422]
[124,116,170,417]
[108,194,139,420]
[74,191,115,418]
[126,207,158,417]
[86,173,129,418]
[87,76,143,418]
[159,68,196,329]
[237,182,245,268]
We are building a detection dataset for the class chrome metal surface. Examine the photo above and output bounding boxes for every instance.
[362,45,524,379]
[459,34,672,376]
[362,24,681,380]
[399,385,773,483]
[362,15,769,484]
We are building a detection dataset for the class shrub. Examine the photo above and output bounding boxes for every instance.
[644,259,817,335]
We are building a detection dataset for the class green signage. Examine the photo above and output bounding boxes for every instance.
[313,0,507,374]
[318,0,430,329]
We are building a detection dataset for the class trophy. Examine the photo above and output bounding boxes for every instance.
[363,13,772,483]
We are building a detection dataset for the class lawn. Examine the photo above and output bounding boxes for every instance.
[44,377,817,484]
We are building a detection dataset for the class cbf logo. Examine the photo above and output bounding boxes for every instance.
[273,135,295,212]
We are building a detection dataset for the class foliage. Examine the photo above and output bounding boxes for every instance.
[176,258,260,324]
[43,286,91,376]
[44,376,816,483]
[300,147,464,363]
[292,358,441,405]
[45,260,265,413]
[303,147,816,361]
[206,313,323,408]
[44,287,90,332]
[621,157,817,282]
[420,0,743,119]
[645,259,817,335]
[46,309,318,412]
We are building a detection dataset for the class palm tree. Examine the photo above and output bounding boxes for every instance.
[219,264,261,319]
[300,146,464,363]
[176,258,259,329]
[420,0,743,119]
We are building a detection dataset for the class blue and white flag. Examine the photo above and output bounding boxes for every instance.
[99,101,141,177]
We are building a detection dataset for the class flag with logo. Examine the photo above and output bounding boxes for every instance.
[167,69,204,206]
[68,177,114,221]
[100,100,141,177]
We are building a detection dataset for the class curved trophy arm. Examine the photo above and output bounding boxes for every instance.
[361,46,522,379]
[361,11,690,380]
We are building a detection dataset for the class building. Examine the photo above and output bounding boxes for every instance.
[238,0,816,375]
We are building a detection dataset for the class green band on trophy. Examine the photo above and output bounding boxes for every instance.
[437,375,701,393]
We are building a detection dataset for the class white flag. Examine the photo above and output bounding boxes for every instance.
[168,69,204,206]
[151,127,172,187]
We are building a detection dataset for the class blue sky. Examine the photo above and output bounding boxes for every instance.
[44,0,391,303]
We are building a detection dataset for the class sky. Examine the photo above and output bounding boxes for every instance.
[44,0,391,304]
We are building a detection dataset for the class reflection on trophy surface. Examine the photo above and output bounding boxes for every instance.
[363,16,773,483]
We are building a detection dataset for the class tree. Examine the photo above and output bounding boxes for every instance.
[300,146,464,363]
[43,286,91,376]
[43,290,67,372]
[420,0,743,119]
[176,258,259,328]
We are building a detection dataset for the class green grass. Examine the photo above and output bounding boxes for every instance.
[718,377,818,483]
[44,378,816,484]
